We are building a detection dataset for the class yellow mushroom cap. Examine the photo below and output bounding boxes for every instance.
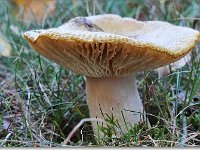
[24,14,200,77]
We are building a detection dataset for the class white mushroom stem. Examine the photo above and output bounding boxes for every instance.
[86,73,149,135]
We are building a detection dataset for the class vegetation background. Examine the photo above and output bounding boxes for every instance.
[0,0,200,147]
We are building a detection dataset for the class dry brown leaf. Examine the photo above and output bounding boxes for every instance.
[13,0,56,24]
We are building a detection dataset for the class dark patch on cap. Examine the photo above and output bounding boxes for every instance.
[69,17,104,32]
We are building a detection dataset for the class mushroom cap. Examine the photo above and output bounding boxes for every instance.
[24,14,200,77]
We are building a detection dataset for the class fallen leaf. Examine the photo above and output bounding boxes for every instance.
[13,0,56,24]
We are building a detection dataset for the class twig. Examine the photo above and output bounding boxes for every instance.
[184,133,199,144]
[0,133,12,146]
[175,103,198,119]
[148,135,158,147]
[63,118,105,145]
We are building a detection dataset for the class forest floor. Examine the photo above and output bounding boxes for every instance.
[0,0,200,147]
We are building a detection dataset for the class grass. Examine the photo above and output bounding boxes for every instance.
[0,0,200,147]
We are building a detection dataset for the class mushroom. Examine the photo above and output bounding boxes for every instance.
[23,14,200,135]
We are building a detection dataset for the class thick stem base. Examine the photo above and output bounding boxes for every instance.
[86,74,148,135]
